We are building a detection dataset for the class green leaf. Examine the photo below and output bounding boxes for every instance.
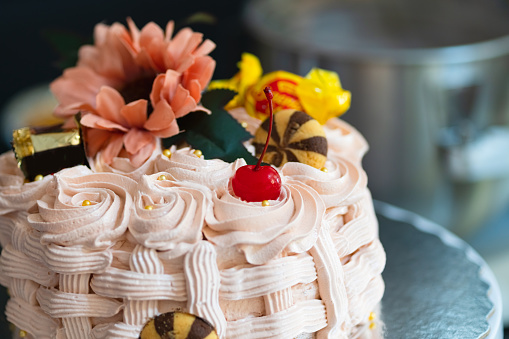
[201,88,237,111]
[163,89,259,165]
[180,12,218,26]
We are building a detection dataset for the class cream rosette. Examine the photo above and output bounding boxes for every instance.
[0,151,52,215]
[324,118,369,164]
[27,166,136,248]
[154,147,246,190]
[88,143,161,181]
[129,173,212,254]
[281,154,368,209]
[204,179,325,265]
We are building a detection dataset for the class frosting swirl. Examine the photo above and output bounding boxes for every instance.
[129,173,211,254]
[154,147,246,190]
[282,154,367,209]
[204,179,325,265]
[27,166,136,248]
[0,151,52,215]
[89,143,161,181]
[323,118,368,163]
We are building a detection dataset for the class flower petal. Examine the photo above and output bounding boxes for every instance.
[125,17,140,52]
[120,99,148,128]
[123,128,155,155]
[93,23,109,46]
[129,141,156,167]
[139,22,167,71]
[194,39,216,57]
[135,49,159,70]
[186,78,202,103]
[78,23,139,83]
[101,133,125,165]
[183,55,215,90]
[50,67,113,118]
[164,21,175,42]
[171,84,197,118]
[84,128,112,157]
[144,100,179,138]
[95,86,129,126]
[80,113,129,132]
[165,28,198,72]
[149,70,179,106]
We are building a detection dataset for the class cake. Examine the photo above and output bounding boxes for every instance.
[0,19,385,339]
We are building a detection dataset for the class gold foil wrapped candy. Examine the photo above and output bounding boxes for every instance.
[12,125,88,181]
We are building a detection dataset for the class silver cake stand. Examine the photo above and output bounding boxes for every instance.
[0,201,503,338]
[376,200,503,339]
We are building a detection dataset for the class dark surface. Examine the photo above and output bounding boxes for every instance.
[0,206,498,338]
[0,285,8,337]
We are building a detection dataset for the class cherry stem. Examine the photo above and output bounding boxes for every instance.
[255,87,274,171]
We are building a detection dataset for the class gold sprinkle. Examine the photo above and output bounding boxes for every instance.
[369,312,376,321]
[33,174,44,181]
[369,322,376,330]
[162,149,172,158]
[241,121,248,128]
[262,200,270,207]
[144,205,154,211]
[193,149,203,157]
[19,330,27,338]
[6,289,10,296]
[82,200,91,207]
[157,175,167,181]
[320,167,328,173]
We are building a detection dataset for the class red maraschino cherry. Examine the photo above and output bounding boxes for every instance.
[232,87,282,202]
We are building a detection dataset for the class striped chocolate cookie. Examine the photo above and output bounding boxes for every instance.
[139,312,218,339]
[253,109,327,168]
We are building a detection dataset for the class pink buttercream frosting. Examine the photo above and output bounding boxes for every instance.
[0,112,384,339]
[0,152,52,216]
[154,147,246,190]
[27,166,136,248]
[204,179,325,265]
[282,154,368,209]
[129,173,211,254]
[88,144,161,181]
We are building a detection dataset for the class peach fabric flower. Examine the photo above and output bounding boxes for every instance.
[50,18,216,166]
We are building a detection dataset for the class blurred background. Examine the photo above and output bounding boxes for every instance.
[1,0,508,336]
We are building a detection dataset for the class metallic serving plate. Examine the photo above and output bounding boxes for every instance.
[377,201,501,339]
[0,201,501,338]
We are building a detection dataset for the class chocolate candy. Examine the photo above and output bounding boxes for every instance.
[139,312,218,339]
[252,109,327,168]
[12,124,88,181]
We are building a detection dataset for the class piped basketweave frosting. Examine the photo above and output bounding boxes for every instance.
[0,117,384,339]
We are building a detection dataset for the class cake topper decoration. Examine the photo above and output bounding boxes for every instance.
[12,124,88,181]
[50,18,216,167]
[139,311,218,339]
[209,53,351,124]
[252,109,328,168]
[231,87,282,202]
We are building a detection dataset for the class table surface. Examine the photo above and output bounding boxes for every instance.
[0,201,503,338]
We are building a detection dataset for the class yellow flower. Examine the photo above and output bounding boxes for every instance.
[209,52,262,109]
[210,54,351,124]
[297,68,351,124]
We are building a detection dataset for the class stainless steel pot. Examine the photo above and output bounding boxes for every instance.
[244,0,509,236]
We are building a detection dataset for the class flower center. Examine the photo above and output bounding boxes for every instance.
[119,75,155,114]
